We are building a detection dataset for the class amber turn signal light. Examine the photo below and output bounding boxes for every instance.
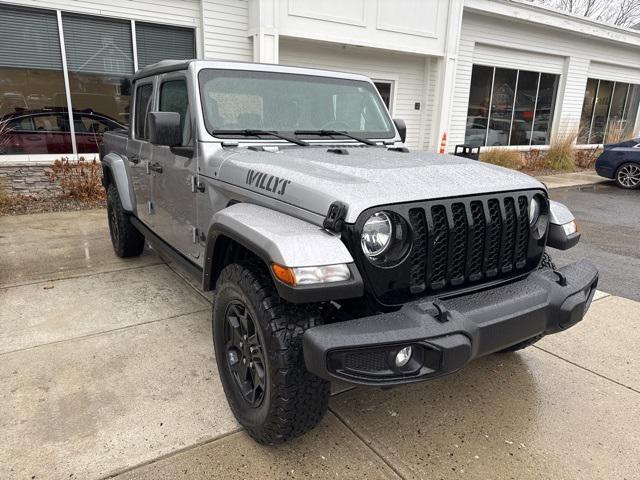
[271,263,296,286]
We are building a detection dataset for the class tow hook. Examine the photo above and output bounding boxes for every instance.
[552,270,568,287]
[416,300,450,323]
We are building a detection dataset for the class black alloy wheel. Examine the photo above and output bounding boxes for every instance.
[223,301,266,407]
[107,200,120,246]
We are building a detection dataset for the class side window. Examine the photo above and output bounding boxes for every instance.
[159,79,191,146]
[134,83,153,140]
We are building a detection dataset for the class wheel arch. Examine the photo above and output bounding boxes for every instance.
[202,203,362,303]
[101,152,136,213]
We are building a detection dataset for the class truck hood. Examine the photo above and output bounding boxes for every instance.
[216,146,544,224]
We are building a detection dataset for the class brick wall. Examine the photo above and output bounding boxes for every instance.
[0,163,62,197]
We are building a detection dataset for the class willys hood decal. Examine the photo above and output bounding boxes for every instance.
[216,146,544,224]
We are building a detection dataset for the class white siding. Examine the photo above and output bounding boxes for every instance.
[279,38,431,149]
[3,0,200,27]
[589,62,640,84]
[473,44,564,74]
[450,11,640,147]
[201,0,252,61]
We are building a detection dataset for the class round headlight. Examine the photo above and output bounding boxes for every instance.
[529,196,541,225]
[361,212,392,257]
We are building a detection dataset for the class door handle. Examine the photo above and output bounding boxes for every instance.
[148,162,163,174]
[130,154,140,164]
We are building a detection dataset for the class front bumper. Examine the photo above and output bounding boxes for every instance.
[303,260,598,386]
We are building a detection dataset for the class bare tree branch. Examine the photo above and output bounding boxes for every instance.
[530,0,640,28]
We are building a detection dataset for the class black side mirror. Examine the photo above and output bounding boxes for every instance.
[393,118,407,143]
[149,111,181,147]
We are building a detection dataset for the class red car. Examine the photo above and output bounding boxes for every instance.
[0,108,125,155]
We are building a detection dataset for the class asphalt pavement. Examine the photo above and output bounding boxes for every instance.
[550,182,640,302]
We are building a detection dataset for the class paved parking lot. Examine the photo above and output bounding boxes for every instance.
[1,194,639,479]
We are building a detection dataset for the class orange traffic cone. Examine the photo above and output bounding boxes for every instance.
[439,132,447,154]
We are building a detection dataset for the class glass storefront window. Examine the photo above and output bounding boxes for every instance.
[0,3,195,157]
[578,78,640,144]
[590,80,613,144]
[578,78,598,143]
[531,73,559,146]
[623,85,640,139]
[62,13,133,154]
[606,82,629,143]
[488,68,517,146]
[464,65,560,147]
[509,71,538,146]
[464,65,494,147]
[0,6,69,155]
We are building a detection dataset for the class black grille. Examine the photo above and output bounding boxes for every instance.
[407,194,531,293]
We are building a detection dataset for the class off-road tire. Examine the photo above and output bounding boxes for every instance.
[498,252,555,353]
[106,184,145,258]
[213,261,330,445]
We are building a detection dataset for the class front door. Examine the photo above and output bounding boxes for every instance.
[128,80,155,226]
[150,74,199,259]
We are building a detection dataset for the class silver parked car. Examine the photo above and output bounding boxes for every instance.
[100,60,598,444]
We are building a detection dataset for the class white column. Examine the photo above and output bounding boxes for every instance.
[554,56,590,141]
[431,0,464,152]
[248,0,279,64]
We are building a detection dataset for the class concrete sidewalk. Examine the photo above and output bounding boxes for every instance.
[1,210,639,480]
[535,171,609,189]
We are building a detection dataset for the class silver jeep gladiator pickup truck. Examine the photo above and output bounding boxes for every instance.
[100,59,598,445]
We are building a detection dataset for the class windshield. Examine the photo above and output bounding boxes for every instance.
[198,69,394,139]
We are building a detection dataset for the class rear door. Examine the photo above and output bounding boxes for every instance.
[128,79,155,226]
[150,73,199,259]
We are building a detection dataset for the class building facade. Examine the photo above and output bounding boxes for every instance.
[1,0,639,192]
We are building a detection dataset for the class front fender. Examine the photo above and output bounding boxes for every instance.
[102,152,136,213]
[203,203,362,302]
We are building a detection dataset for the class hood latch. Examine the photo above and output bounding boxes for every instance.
[323,201,348,232]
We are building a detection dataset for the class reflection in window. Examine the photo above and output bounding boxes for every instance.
[578,78,640,144]
[464,65,493,147]
[373,82,392,109]
[623,85,640,139]
[578,79,598,143]
[488,68,517,146]
[510,71,538,146]
[464,65,560,147]
[532,73,559,145]
[590,80,613,144]
[0,5,70,154]
[62,13,133,153]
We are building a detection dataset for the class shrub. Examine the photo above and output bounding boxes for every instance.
[574,147,601,169]
[0,182,8,207]
[522,148,549,171]
[46,157,105,201]
[480,148,524,169]
[546,132,576,171]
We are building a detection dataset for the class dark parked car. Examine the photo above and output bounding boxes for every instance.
[595,138,640,189]
[0,108,125,155]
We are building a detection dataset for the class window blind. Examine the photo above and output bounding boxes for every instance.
[62,13,133,75]
[0,5,62,70]
[136,22,195,69]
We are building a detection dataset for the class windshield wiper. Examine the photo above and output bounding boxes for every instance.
[294,129,377,146]
[211,129,309,146]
